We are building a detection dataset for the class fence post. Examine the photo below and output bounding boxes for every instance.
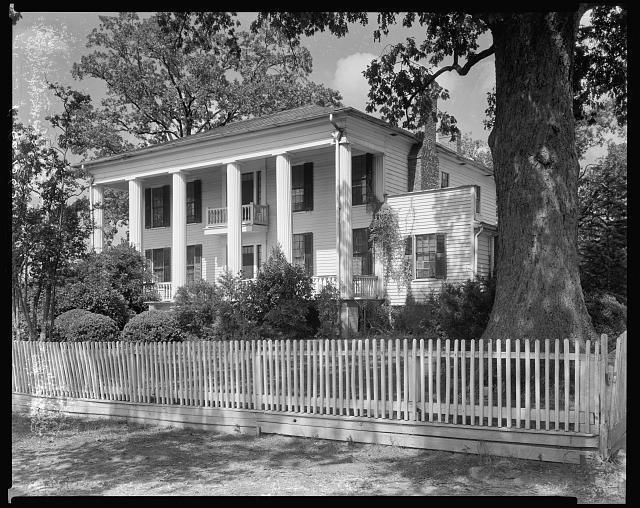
[598,334,609,459]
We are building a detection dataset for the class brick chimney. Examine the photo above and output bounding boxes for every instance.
[412,86,439,191]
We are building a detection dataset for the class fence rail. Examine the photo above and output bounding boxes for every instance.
[12,336,615,435]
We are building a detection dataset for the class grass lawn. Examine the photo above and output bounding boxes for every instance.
[11,411,625,499]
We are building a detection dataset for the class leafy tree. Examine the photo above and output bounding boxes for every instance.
[254,8,627,342]
[12,110,93,340]
[458,132,493,169]
[578,142,626,303]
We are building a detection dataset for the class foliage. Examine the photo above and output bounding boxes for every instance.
[55,280,129,329]
[249,246,315,339]
[53,309,119,342]
[578,142,626,304]
[173,280,222,340]
[312,282,340,338]
[361,276,496,341]
[12,110,93,341]
[121,310,185,342]
[369,204,411,287]
[458,132,493,169]
[584,292,627,341]
[69,12,342,148]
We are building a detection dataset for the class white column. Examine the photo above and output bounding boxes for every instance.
[275,153,293,262]
[226,162,242,275]
[338,137,353,299]
[172,171,187,295]
[128,178,144,252]
[91,184,104,253]
[373,154,385,296]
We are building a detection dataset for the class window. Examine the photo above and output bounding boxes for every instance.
[352,153,373,205]
[186,180,202,224]
[474,185,481,214]
[441,171,450,188]
[145,185,170,228]
[293,233,313,275]
[405,236,413,277]
[144,247,171,283]
[414,233,447,279]
[241,173,254,205]
[352,228,373,275]
[186,244,202,283]
[292,163,313,211]
[241,244,262,279]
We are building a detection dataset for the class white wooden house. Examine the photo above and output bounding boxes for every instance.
[81,105,497,332]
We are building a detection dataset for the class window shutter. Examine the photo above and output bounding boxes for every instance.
[195,244,202,280]
[145,188,151,229]
[163,247,171,283]
[435,233,447,279]
[194,180,202,223]
[365,153,374,203]
[304,232,313,276]
[162,185,171,227]
[303,162,313,211]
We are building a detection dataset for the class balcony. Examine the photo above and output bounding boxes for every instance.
[205,203,268,234]
[144,282,173,302]
[311,275,380,299]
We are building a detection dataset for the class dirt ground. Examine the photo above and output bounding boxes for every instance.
[10,411,625,500]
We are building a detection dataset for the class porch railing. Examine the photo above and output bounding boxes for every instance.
[206,203,269,227]
[311,275,379,298]
[155,282,173,301]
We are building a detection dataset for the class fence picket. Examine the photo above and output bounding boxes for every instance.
[585,339,591,434]
[545,339,550,430]
[420,339,425,422]
[488,339,493,427]
[453,340,459,424]
[535,340,541,430]
[515,340,521,428]
[351,339,357,416]
[318,339,324,414]
[505,339,511,428]
[496,339,502,427]
[387,339,393,419]
[411,338,417,421]
[555,339,560,430]
[325,339,331,415]
[436,339,441,422]
[461,340,466,425]
[525,340,531,429]
[307,340,312,413]
[358,339,364,417]
[575,340,581,433]
[470,340,475,426]
[332,340,337,416]
[366,339,371,417]
[395,339,401,420]
[564,339,570,431]
[285,340,291,412]
[404,339,409,421]
[312,340,318,414]
[337,340,343,416]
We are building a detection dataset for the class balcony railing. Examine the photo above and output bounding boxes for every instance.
[145,282,173,302]
[311,274,379,299]
[206,203,269,228]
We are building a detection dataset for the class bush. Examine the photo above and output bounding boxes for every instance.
[121,310,185,342]
[173,280,221,339]
[584,291,627,345]
[53,309,119,342]
[56,280,130,329]
[313,282,340,337]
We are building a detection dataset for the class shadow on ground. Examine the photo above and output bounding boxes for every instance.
[11,412,625,499]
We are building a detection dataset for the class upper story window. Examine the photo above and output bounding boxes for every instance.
[352,227,373,275]
[186,244,202,283]
[474,185,481,214]
[293,232,313,276]
[145,247,171,283]
[145,185,170,228]
[292,163,313,212]
[187,180,202,224]
[441,171,450,188]
[352,153,373,206]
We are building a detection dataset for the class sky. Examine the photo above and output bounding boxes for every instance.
[12,11,614,165]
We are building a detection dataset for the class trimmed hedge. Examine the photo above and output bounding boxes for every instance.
[121,310,185,342]
[53,309,120,342]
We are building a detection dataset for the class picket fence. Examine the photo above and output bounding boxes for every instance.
[12,336,610,435]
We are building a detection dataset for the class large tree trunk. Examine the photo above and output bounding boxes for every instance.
[484,12,597,343]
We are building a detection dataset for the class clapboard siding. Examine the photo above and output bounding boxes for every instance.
[476,232,491,278]
[385,186,474,305]
[439,152,497,224]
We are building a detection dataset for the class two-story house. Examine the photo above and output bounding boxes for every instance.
[81,105,497,334]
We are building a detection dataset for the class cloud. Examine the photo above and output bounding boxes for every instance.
[331,52,378,112]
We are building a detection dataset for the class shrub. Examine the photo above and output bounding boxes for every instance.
[53,309,119,342]
[173,280,221,339]
[313,282,340,337]
[122,310,185,342]
[584,291,627,346]
[56,280,130,329]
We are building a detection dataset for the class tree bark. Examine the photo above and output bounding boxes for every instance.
[484,12,597,343]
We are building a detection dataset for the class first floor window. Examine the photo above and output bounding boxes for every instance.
[414,233,447,279]
[352,227,373,275]
[187,244,202,283]
[241,244,262,279]
[293,233,313,276]
[145,247,171,283]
